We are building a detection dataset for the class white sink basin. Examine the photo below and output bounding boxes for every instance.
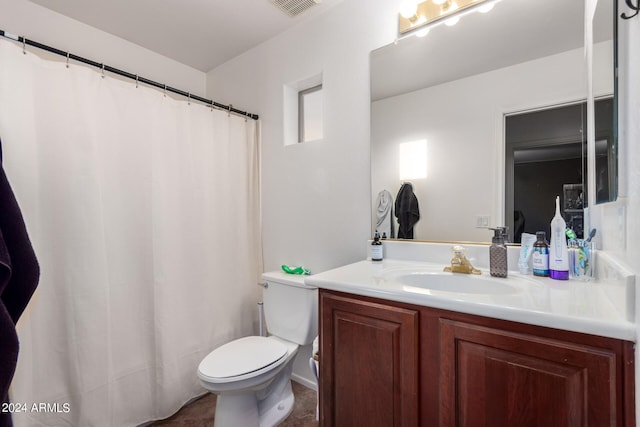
[386,270,525,295]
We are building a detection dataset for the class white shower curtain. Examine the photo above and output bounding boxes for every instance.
[0,39,262,426]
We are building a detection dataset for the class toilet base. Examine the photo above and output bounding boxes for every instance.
[258,379,294,427]
[214,393,259,427]
[212,379,294,427]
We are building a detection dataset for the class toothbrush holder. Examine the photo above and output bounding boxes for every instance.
[569,240,594,281]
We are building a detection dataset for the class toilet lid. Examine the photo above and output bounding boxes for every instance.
[199,336,288,379]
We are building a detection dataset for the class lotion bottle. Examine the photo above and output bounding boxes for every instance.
[489,227,508,278]
[549,196,569,280]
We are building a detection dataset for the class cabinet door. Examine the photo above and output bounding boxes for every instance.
[320,291,419,427]
[440,319,620,427]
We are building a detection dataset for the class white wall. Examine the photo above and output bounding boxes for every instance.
[592,2,640,416]
[621,5,640,419]
[206,0,397,275]
[589,5,640,360]
[0,0,206,95]
[590,2,640,272]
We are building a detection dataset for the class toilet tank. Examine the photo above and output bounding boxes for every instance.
[261,271,318,345]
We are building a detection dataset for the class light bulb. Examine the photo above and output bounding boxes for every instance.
[399,0,419,19]
[445,15,460,26]
[416,27,430,37]
[478,2,494,13]
[432,0,446,4]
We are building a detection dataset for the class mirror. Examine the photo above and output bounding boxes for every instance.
[370,0,616,243]
[504,97,614,242]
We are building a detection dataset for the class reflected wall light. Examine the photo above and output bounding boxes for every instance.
[398,0,499,35]
[399,140,428,180]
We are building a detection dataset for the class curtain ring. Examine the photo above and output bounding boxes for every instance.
[22,37,26,55]
[135,75,139,88]
[101,64,105,79]
[66,52,70,68]
[227,104,232,117]
[244,111,249,122]
[163,84,167,97]
[187,93,191,105]
[210,101,214,112]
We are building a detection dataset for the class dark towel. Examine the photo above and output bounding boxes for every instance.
[395,183,420,239]
[0,139,40,427]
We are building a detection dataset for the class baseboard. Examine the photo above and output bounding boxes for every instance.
[292,373,318,391]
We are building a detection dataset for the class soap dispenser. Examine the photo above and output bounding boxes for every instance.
[489,227,508,278]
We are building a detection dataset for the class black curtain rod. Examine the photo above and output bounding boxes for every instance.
[0,30,259,120]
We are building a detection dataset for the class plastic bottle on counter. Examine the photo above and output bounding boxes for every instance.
[549,196,569,280]
[371,232,383,262]
[532,231,550,277]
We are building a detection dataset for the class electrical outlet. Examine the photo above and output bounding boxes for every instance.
[475,215,490,228]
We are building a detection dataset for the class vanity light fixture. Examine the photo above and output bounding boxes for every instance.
[398,0,498,35]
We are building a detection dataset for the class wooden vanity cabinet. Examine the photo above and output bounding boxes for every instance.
[319,289,635,427]
[319,291,420,426]
[439,319,634,427]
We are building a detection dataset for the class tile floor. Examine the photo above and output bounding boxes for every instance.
[151,381,318,427]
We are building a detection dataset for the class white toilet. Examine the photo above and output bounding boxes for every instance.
[197,271,318,427]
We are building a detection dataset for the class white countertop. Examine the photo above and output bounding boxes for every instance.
[305,258,637,342]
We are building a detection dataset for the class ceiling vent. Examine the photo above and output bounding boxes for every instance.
[271,0,322,17]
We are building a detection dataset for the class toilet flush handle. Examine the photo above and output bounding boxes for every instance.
[257,301,265,336]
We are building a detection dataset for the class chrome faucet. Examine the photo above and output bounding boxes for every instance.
[443,245,481,275]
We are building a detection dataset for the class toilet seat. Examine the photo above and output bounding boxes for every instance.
[198,336,288,383]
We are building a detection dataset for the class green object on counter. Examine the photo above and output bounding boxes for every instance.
[281,265,310,275]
